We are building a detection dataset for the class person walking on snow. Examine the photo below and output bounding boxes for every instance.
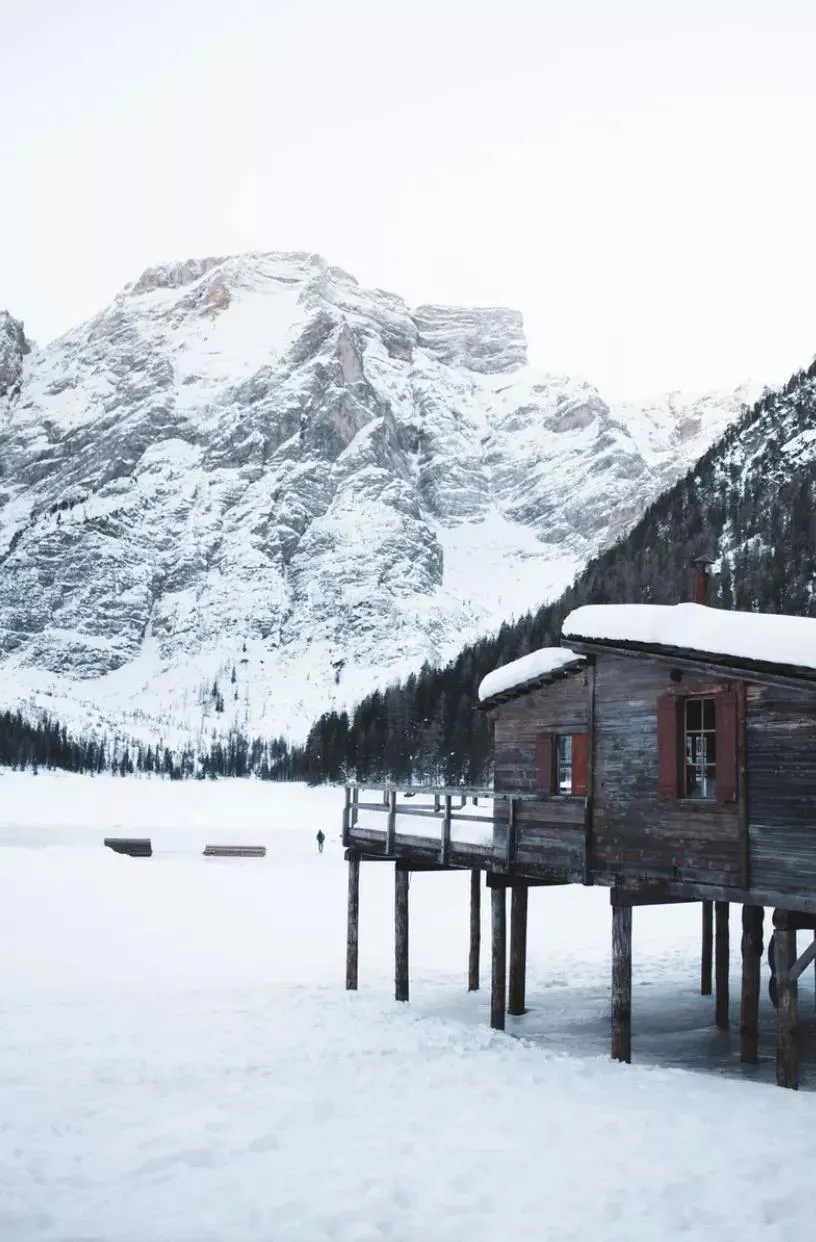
[316,829,326,854]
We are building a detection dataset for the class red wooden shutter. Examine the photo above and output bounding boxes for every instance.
[535,733,554,794]
[715,689,739,803]
[571,732,589,796]
[657,694,681,799]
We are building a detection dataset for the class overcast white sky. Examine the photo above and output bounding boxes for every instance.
[2,0,816,399]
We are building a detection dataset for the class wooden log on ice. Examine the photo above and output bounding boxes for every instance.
[203,845,266,857]
[104,837,152,857]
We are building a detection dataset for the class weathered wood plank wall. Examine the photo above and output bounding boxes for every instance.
[592,655,741,887]
[491,674,588,878]
[746,683,816,896]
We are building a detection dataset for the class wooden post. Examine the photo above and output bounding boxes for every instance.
[386,789,397,855]
[395,865,409,1002]
[504,797,517,869]
[715,901,730,1030]
[739,904,762,1063]
[490,883,506,1030]
[774,911,798,1089]
[701,900,713,995]
[468,869,481,991]
[346,852,360,990]
[440,794,452,865]
[611,895,632,1063]
[342,785,351,847]
[508,883,528,1016]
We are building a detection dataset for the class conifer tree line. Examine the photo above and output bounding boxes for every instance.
[0,709,305,781]
[3,354,816,785]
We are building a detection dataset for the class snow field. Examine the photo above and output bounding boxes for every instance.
[1,772,816,1241]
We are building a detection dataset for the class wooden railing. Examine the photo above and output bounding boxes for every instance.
[341,783,547,868]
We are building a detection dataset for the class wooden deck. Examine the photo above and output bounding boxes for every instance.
[342,783,582,882]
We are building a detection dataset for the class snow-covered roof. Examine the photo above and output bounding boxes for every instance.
[478,648,586,705]
[562,602,816,678]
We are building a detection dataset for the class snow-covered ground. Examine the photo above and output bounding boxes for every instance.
[2,772,816,1241]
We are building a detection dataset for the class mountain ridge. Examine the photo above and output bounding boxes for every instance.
[0,251,754,744]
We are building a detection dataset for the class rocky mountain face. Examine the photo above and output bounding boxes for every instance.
[0,252,754,742]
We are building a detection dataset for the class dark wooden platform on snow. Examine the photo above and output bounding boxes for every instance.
[104,837,152,857]
[203,844,267,858]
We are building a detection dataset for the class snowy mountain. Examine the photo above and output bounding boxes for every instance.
[0,252,754,742]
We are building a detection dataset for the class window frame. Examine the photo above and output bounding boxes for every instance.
[657,684,739,805]
[683,694,717,801]
[535,730,589,797]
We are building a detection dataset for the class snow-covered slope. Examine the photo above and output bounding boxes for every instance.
[0,252,754,742]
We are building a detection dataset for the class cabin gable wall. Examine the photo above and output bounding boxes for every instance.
[490,675,589,880]
[492,676,589,794]
[592,654,741,887]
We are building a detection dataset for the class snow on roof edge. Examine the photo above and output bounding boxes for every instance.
[478,648,585,705]
[562,602,816,676]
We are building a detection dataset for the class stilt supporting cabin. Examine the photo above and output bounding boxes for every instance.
[701,900,713,996]
[774,911,798,1089]
[346,852,360,991]
[395,865,410,1003]
[611,893,632,1064]
[508,883,528,1016]
[468,870,481,992]
[490,884,507,1031]
[739,904,762,1063]
[715,902,730,1030]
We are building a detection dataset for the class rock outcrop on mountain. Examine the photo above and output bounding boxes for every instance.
[0,251,753,741]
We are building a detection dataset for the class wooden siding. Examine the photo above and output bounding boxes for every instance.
[492,675,589,794]
[592,655,741,887]
[746,682,816,895]
[491,675,588,877]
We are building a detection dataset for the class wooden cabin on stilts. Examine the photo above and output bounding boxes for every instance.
[342,562,816,1089]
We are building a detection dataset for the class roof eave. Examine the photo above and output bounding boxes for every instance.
[478,657,589,712]
[563,635,816,692]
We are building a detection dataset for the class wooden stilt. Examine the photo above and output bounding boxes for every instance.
[395,866,409,1003]
[346,852,360,990]
[739,904,762,1063]
[611,897,632,1063]
[701,900,713,995]
[508,884,528,1016]
[774,915,798,1089]
[468,869,481,992]
[490,884,506,1030]
[715,901,730,1030]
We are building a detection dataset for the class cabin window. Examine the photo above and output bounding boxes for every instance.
[657,689,738,803]
[535,731,589,796]
[684,697,716,799]
[557,734,573,793]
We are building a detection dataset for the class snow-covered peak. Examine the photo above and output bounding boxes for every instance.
[0,252,753,743]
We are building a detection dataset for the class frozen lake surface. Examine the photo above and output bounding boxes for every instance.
[1,770,815,1241]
